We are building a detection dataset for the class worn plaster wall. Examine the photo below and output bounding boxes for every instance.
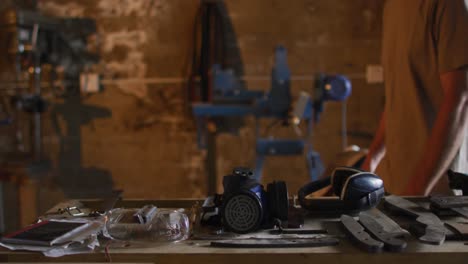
[10,0,383,202]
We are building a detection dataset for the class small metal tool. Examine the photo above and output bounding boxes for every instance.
[57,206,85,217]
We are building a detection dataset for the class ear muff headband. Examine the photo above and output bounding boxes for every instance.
[330,167,362,187]
[330,167,362,197]
[297,177,331,203]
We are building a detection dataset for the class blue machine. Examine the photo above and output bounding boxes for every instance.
[192,45,351,184]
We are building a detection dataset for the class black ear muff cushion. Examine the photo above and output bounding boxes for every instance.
[341,173,384,201]
[331,167,363,196]
[267,181,289,221]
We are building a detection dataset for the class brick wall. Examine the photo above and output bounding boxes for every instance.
[1,0,385,205]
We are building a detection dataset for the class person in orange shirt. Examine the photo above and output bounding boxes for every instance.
[363,0,468,195]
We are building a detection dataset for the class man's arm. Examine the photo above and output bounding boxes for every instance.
[362,111,386,172]
[405,69,468,195]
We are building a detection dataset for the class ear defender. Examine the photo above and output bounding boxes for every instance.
[267,181,289,223]
[298,167,384,213]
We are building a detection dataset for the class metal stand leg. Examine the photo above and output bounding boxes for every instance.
[206,130,217,195]
[254,155,265,181]
[306,151,324,181]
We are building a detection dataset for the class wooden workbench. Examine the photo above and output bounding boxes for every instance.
[1,199,468,263]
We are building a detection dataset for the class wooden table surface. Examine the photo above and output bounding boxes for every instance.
[1,198,468,264]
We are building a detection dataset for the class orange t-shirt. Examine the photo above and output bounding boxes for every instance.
[378,0,468,194]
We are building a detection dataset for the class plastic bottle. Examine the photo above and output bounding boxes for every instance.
[103,208,190,243]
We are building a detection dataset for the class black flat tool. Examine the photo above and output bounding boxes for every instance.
[341,214,384,253]
[210,237,339,248]
[445,221,468,240]
[430,196,468,218]
[360,209,410,236]
[359,212,407,252]
[384,195,445,245]
[430,196,468,209]
[268,229,328,235]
